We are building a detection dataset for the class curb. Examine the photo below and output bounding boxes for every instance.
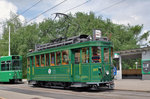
[114,88,150,93]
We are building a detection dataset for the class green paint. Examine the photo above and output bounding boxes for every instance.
[0,56,22,82]
[141,59,150,74]
[27,40,113,83]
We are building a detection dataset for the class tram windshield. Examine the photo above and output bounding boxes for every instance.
[0,56,21,71]
[104,48,109,63]
[92,47,101,63]
[1,61,12,71]
[12,59,21,70]
[1,61,6,71]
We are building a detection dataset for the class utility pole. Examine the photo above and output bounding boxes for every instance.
[9,26,10,56]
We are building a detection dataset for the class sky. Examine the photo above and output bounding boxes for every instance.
[0,0,150,45]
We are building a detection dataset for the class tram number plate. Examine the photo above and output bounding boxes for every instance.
[93,68,98,71]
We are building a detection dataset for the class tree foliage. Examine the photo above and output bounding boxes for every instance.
[0,12,149,77]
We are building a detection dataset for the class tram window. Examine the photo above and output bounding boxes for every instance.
[104,48,109,63]
[27,58,30,67]
[62,50,69,65]
[6,61,11,70]
[92,47,101,63]
[12,56,19,59]
[35,55,40,67]
[45,53,50,66]
[1,61,5,71]
[12,60,20,70]
[74,49,80,64]
[31,56,34,67]
[41,54,44,67]
[111,47,113,63]
[50,53,55,66]
[56,52,61,65]
[82,48,89,63]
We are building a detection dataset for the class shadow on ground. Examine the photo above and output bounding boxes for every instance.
[31,85,114,93]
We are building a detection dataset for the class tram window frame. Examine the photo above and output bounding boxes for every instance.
[31,56,34,67]
[111,47,113,63]
[92,47,101,63]
[62,50,69,65]
[12,59,20,70]
[82,48,89,63]
[1,61,6,71]
[35,55,40,67]
[45,53,50,66]
[6,61,11,70]
[56,51,61,66]
[104,48,109,63]
[74,49,80,64]
[50,52,55,66]
[41,54,45,67]
[27,58,30,68]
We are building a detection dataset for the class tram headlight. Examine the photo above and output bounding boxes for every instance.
[106,71,109,75]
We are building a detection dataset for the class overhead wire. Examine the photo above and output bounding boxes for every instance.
[49,0,91,23]
[63,0,91,14]
[19,0,42,15]
[50,0,91,37]
[96,0,125,13]
[0,0,42,28]
[27,0,68,23]
[0,0,125,27]
[62,0,124,14]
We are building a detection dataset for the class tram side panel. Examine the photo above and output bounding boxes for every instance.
[0,56,22,82]
[27,40,114,88]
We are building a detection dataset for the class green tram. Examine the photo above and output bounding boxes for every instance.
[27,35,114,89]
[0,55,22,82]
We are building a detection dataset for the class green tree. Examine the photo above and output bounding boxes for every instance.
[0,12,149,77]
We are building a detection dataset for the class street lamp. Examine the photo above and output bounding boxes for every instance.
[135,62,138,69]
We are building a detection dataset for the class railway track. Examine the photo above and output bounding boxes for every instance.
[0,83,150,99]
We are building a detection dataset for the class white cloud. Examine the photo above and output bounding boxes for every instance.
[4,0,150,45]
[0,0,17,38]
[0,0,17,21]
[32,0,150,46]
[18,15,25,23]
[33,15,45,24]
[0,0,25,38]
[7,0,150,27]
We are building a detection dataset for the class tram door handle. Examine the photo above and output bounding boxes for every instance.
[79,63,81,76]
[98,67,102,75]
[71,64,73,76]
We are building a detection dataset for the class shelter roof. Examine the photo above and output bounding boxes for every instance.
[114,46,150,59]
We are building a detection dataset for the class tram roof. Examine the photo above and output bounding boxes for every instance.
[0,55,21,60]
[27,40,113,57]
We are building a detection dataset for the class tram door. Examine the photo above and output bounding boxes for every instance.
[29,56,34,80]
[102,47,111,79]
[71,49,81,82]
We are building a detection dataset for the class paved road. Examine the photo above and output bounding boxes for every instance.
[114,79,150,92]
[0,83,150,99]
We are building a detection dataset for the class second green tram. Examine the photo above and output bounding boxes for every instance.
[0,55,22,82]
[27,35,114,89]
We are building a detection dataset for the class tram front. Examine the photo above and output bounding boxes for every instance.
[11,56,22,82]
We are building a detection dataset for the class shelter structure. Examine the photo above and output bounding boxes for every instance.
[114,46,150,80]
